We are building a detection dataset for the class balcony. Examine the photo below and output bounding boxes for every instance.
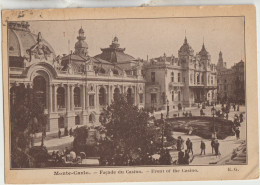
[146,81,160,86]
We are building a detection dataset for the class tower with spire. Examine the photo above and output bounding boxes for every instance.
[74,27,88,56]
[216,50,227,71]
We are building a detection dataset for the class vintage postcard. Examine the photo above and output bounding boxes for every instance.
[2,5,258,183]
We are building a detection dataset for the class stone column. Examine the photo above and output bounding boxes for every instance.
[48,84,53,113]
[85,85,88,109]
[96,86,99,107]
[108,85,111,105]
[53,85,57,112]
[134,86,137,105]
[70,85,74,111]
[66,84,70,112]
[82,85,86,110]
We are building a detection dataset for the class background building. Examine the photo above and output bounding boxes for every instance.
[216,52,245,104]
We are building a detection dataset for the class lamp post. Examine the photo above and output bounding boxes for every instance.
[166,99,169,118]
[161,114,165,150]
[211,106,216,139]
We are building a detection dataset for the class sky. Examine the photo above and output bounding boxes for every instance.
[29,16,245,68]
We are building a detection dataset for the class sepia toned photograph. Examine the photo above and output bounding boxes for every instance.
[2,5,258,183]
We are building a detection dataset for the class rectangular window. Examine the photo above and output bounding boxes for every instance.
[171,72,174,82]
[151,94,157,103]
[178,73,181,82]
[89,94,95,107]
[139,94,143,104]
[151,72,155,83]
[172,91,174,101]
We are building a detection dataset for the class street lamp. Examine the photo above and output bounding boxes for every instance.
[211,106,216,139]
[160,114,165,150]
[166,99,169,118]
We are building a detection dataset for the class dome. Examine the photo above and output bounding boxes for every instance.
[178,37,194,56]
[8,22,55,58]
[198,43,209,56]
[79,27,84,34]
[75,40,88,49]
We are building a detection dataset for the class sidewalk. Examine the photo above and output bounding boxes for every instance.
[168,105,246,165]
[34,135,74,152]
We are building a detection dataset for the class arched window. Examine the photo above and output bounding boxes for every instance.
[57,87,65,108]
[178,73,181,82]
[75,115,80,125]
[127,88,133,104]
[113,87,120,100]
[89,114,95,123]
[10,86,16,106]
[74,87,81,107]
[178,91,181,101]
[33,76,46,108]
[99,87,106,106]
[99,67,106,74]
[58,116,65,128]
[197,74,200,84]
[113,69,119,75]
[171,72,174,82]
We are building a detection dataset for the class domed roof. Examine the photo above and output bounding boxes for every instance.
[75,40,88,49]
[198,43,209,56]
[78,27,84,34]
[178,37,194,56]
[8,22,55,58]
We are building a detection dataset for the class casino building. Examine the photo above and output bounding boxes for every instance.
[8,22,145,132]
[8,21,217,133]
[143,37,217,111]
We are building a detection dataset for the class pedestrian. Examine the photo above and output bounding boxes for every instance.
[64,127,68,136]
[226,113,229,120]
[200,109,204,116]
[214,140,220,157]
[161,113,163,120]
[69,128,73,137]
[211,139,215,154]
[237,105,240,111]
[58,129,61,139]
[184,150,190,164]
[186,138,190,150]
[187,139,193,155]
[178,150,185,165]
[200,140,206,155]
[239,113,243,123]
[235,128,240,139]
[177,136,184,151]
[233,104,236,111]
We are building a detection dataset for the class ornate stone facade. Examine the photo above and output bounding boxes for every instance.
[8,22,145,133]
[144,37,217,111]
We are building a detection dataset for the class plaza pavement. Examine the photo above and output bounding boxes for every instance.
[164,104,246,165]
[35,104,246,165]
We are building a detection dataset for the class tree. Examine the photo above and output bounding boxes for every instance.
[10,86,46,168]
[99,94,159,165]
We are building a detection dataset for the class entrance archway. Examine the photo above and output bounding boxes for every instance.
[99,87,106,106]
[113,87,120,100]
[33,76,47,108]
[127,88,133,104]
